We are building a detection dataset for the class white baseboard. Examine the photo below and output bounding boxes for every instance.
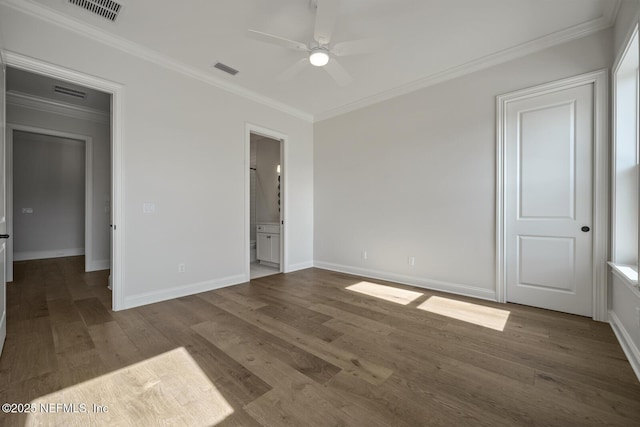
[87,259,110,272]
[14,248,85,261]
[313,261,496,301]
[286,260,314,273]
[609,310,640,382]
[123,274,248,310]
[0,310,6,357]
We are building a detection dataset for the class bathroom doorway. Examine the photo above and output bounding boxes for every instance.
[249,131,283,279]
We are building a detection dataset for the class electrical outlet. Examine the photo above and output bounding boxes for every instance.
[143,202,156,214]
[178,263,186,273]
[361,250,367,260]
[408,256,415,266]
[22,208,34,214]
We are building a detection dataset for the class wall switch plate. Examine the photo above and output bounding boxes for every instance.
[22,208,34,214]
[143,203,156,214]
[361,250,367,260]
[178,263,186,273]
[408,256,415,266]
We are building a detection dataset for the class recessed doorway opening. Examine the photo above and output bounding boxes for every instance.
[3,52,125,311]
[246,124,286,281]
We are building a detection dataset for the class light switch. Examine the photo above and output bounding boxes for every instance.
[22,208,34,214]
[143,203,156,214]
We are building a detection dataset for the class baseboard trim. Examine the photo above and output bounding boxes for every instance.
[609,310,640,382]
[14,248,85,261]
[286,261,314,273]
[123,274,248,310]
[87,259,110,272]
[313,261,496,301]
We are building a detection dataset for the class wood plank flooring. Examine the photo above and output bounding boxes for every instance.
[1,256,640,426]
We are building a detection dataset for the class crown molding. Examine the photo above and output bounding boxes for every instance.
[314,0,621,122]
[0,0,314,123]
[1,0,620,124]
[607,0,623,28]
[6,89,110,123]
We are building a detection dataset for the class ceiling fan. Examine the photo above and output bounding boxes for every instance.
[247,0,378,86]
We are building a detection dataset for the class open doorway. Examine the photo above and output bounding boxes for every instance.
[5,65,114,308]
[249,131,283,280]
[5,52,123,310]
[9,129,91,265]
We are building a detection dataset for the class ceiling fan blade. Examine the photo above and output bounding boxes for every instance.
[277,58,309,81]
[247,29,308,51]
[332,38,381,57]
[324,58,352,86]
[314,0,340,45]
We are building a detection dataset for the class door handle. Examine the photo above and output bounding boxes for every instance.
[581,226,590,232]
[0,234,9,239]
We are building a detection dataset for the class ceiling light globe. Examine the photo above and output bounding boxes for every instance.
[309,50,329,67]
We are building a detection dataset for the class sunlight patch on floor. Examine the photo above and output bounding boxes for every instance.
[27,347,234,426]
[346,281,423,305]
[417,296,510,331]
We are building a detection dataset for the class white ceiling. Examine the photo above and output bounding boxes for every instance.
[16,0,618,120]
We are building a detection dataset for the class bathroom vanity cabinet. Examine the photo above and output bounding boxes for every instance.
[256,223,280,266]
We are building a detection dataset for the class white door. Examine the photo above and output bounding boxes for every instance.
[505,83,593,317]
[0,55,7,355]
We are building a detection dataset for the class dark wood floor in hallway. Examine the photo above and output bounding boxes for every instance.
[1,256,639,426]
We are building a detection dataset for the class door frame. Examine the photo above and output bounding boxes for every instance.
[495,69,609,321]
[2,51,126,311]
[7,124,93,279]
[245,123,287,279]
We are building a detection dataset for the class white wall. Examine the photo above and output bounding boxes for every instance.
[13,131,85,260]
[614,0,640,57]
[610,274,640,379]
[314,30,613,300]
[0,4,314,308]
[610,0,640,380]
[254,136,281,224]
[7,104,111,269]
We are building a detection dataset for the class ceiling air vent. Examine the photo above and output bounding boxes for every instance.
[68,0,122,22]
[214,62,239,76]
[54,85,87,99]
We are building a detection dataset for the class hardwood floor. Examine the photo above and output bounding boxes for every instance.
[1,256,640,426]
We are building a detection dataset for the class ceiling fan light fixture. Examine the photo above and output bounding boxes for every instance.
[309,49,330,67]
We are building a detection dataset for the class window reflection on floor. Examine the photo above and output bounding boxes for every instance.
[346,281,423,305]
[27,347,234,426]
[418,296,510,331]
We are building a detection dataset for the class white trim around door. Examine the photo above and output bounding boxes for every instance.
[245,123,288,280]
[2,51,126,311]
[496,69,609,321]
[6,124,94,278]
